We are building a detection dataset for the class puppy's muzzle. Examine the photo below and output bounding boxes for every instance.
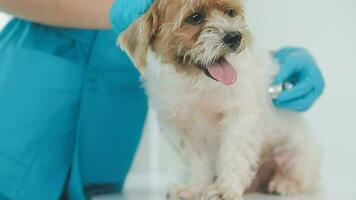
[223,31,242,50]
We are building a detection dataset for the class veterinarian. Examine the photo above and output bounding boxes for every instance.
[0,0,325,199]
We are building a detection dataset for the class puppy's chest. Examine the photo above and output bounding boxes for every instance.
[157,87,238,133]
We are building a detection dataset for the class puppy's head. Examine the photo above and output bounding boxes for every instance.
[119,0,252,85]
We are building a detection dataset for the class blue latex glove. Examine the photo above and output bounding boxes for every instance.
[273,47,325,112]
[109,0,153,33]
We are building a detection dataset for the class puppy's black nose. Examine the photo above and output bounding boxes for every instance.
[223,31,242,50]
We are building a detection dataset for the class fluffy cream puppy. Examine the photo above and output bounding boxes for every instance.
[118,0,321,199]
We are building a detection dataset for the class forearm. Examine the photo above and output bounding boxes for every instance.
[0,0,113,29]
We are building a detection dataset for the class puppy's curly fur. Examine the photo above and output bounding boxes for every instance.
[119,0,321,199]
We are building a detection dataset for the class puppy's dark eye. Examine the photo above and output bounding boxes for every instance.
[226,9,237,17]
[186,12,204,25]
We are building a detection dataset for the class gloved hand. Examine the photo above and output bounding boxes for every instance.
[109,0,153,33]
[273,47,325,112]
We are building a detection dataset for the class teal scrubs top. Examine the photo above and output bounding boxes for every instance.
[0,19,148,200]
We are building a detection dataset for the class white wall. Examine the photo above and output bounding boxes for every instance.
[0,13,10,29]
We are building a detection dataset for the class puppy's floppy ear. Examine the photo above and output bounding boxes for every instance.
[119,4,159,73]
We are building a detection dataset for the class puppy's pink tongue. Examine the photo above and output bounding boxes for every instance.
[207,57,237,85]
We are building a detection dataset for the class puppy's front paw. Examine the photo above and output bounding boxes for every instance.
[201,184,242,200]
[166,186,200,200]
[268,175,301,196]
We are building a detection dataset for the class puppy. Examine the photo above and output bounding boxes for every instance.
[119,0,321,199]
